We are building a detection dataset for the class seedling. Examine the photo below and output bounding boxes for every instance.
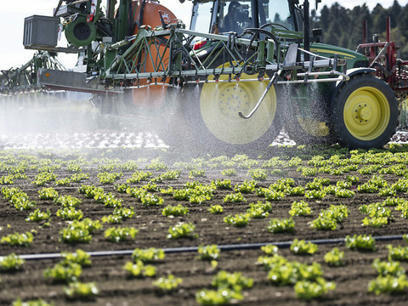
[224,214,251,227]
[0,253,24,271]
[104,227,138,242]
[324,248,344,267]
[153,274,182,291]
[64,282,99,300]
[267,218,295,233]
[290,239,318,255]
[167,222,197,239]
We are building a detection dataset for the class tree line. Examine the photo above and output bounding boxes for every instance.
[312,0,408,58]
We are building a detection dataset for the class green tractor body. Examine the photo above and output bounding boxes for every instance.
[8,0,401,151]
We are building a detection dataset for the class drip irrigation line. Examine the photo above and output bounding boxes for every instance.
[8,234,405,261]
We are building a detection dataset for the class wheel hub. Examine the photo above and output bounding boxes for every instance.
[344,86,390,141]
[353,103,371,123]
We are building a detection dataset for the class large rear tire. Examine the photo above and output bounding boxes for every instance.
[156,77,283,154]
[331,74,399,149]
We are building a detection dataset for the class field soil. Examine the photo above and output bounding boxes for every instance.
[1,146,408,305]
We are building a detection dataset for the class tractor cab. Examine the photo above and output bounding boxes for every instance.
[190,0,303,34]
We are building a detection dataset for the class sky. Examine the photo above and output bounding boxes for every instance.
[0,0,407,70]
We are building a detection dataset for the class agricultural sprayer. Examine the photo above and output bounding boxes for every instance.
[2,0,407,151]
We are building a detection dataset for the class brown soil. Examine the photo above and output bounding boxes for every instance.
[1,150,408,305]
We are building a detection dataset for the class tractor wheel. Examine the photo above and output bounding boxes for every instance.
[282,84,335,145]
[331,74,399,149]
[156,76,283,154]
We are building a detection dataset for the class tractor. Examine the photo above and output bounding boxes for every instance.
[9,0,406,151]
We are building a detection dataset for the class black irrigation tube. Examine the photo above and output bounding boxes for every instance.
[6,234,405,261]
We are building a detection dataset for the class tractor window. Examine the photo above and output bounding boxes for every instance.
[259,0,295,31]
[190,2,214,34]
[218,1,254,34]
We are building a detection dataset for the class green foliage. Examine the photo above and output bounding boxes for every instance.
[212,179,232,190]
[59,219,102,244]
[261,245,279,255]
[147,158,167,171]
[153,274,182,291]
[345,234,376,252]
[221,169,237,177]
[290,239,318,255]
[267,218,295,233]
[54,195,81,208]
[310,205,348,231]
[160,170,181,180]
[247,201,272,218]
[0,253,24,271]
[305,189,326,199]
[196,288,243,306]
[224,213,251,227]
[56,207,83,221]
[198,245,220,261]
[289,200,312,217]
[0,175,14,185]
[25,209,51,222]
[346,175,360,184]
[223,192,246,203]
[1,232,33,246]
[372,258,405,277]
[294,278,336,300]
[162,204,189,217]
[387,245,408,261]
[64,282,98,300]
[44,262,82,283]
[265,256,323,285]
[212,271,253,291]
[78,185,104,198]
[368,275,408,295]
[61,249,91,267]
[32,172,56,186]
[189,169,206,178]
[140,192,164,206]
[324,248,344,267]
[12,299,51,306]
[97,172,122,184]
[123,261,156,278]
[132,248,165,263]
[167,222,197,239]
[234,180,256,193]
[335,188,355,198]
[208,204,224,214]
[248,169,268,180]
[104,226,138,242]
[127,170,153,183]
[38,187,59,200]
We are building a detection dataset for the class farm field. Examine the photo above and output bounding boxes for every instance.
[1,144,408,305]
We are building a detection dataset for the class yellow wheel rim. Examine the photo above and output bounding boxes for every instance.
[297,117,330,137]
[200,66,277,145]
[343,86,390,141]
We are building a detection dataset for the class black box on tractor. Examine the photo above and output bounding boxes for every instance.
[23,15,60,49]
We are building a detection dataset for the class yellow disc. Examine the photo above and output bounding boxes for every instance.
[200,66,277,145]
[343,86,390,141]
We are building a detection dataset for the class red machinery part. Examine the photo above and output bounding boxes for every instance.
[357,16,408,94]
[131,0,177,108]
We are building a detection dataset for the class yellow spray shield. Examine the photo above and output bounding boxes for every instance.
[343,86,390,141]
[200,69,277,145]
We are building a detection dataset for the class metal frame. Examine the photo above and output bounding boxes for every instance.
[102,24,347,88]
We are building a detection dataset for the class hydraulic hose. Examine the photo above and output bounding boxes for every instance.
[6,234,405,261]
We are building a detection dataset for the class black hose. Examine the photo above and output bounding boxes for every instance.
[8,234,405,261]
